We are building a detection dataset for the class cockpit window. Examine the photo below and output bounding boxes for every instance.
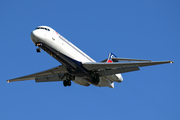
[35,27,50,31]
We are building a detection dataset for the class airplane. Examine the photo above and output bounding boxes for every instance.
[7,26,174,88]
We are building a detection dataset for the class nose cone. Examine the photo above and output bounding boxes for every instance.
[30,30,46,43]
[30,31,37,43]
[30,30,39,43]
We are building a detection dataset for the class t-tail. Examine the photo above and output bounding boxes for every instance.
[106,53,123,88]
[107,53,118,63]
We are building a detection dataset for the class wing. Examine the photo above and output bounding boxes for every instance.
[83,60,174,77]
[7,65,68,83]
[101,58,151,62]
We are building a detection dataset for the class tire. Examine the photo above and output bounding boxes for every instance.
[67,80,71,86]
[36,48,41,53]
[63,80,67,87]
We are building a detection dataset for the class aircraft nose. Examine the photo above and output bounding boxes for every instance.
[30,30,38,43]
[30,30,46,44]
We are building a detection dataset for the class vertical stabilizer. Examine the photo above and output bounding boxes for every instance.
[107,53,117,63]
[107,53,123,86]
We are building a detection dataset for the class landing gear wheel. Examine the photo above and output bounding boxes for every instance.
[36,48,41,53]
[67,80,71,86]
[63,80,67,87]
[63,80,71,87]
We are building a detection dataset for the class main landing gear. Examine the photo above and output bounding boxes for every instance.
[90,71,100,85]
[63,80,71,87]
[63,74,75,87]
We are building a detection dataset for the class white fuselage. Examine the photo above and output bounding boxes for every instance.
[31,26,123,88]
[31,26,95,63]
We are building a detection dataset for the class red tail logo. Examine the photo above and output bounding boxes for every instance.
[107,53,117,63]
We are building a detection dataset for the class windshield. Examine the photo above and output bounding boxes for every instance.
[35,27,50,31]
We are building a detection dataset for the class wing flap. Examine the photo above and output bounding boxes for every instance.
[35,74,66,82]
[98,66,140,76]
[7,65,68,83]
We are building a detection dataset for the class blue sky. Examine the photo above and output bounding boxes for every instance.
[0,0,179,120]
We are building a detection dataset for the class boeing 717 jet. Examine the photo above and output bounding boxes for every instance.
[7,26,174,88]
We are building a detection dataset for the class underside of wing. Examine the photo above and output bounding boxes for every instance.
[7,65,68,83]
[83,60,173,77]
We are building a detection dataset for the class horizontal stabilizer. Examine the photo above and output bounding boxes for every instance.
[112,58,151,62]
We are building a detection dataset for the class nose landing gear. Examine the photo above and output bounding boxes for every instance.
[36,48,41,53]
[35,43,42,53]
